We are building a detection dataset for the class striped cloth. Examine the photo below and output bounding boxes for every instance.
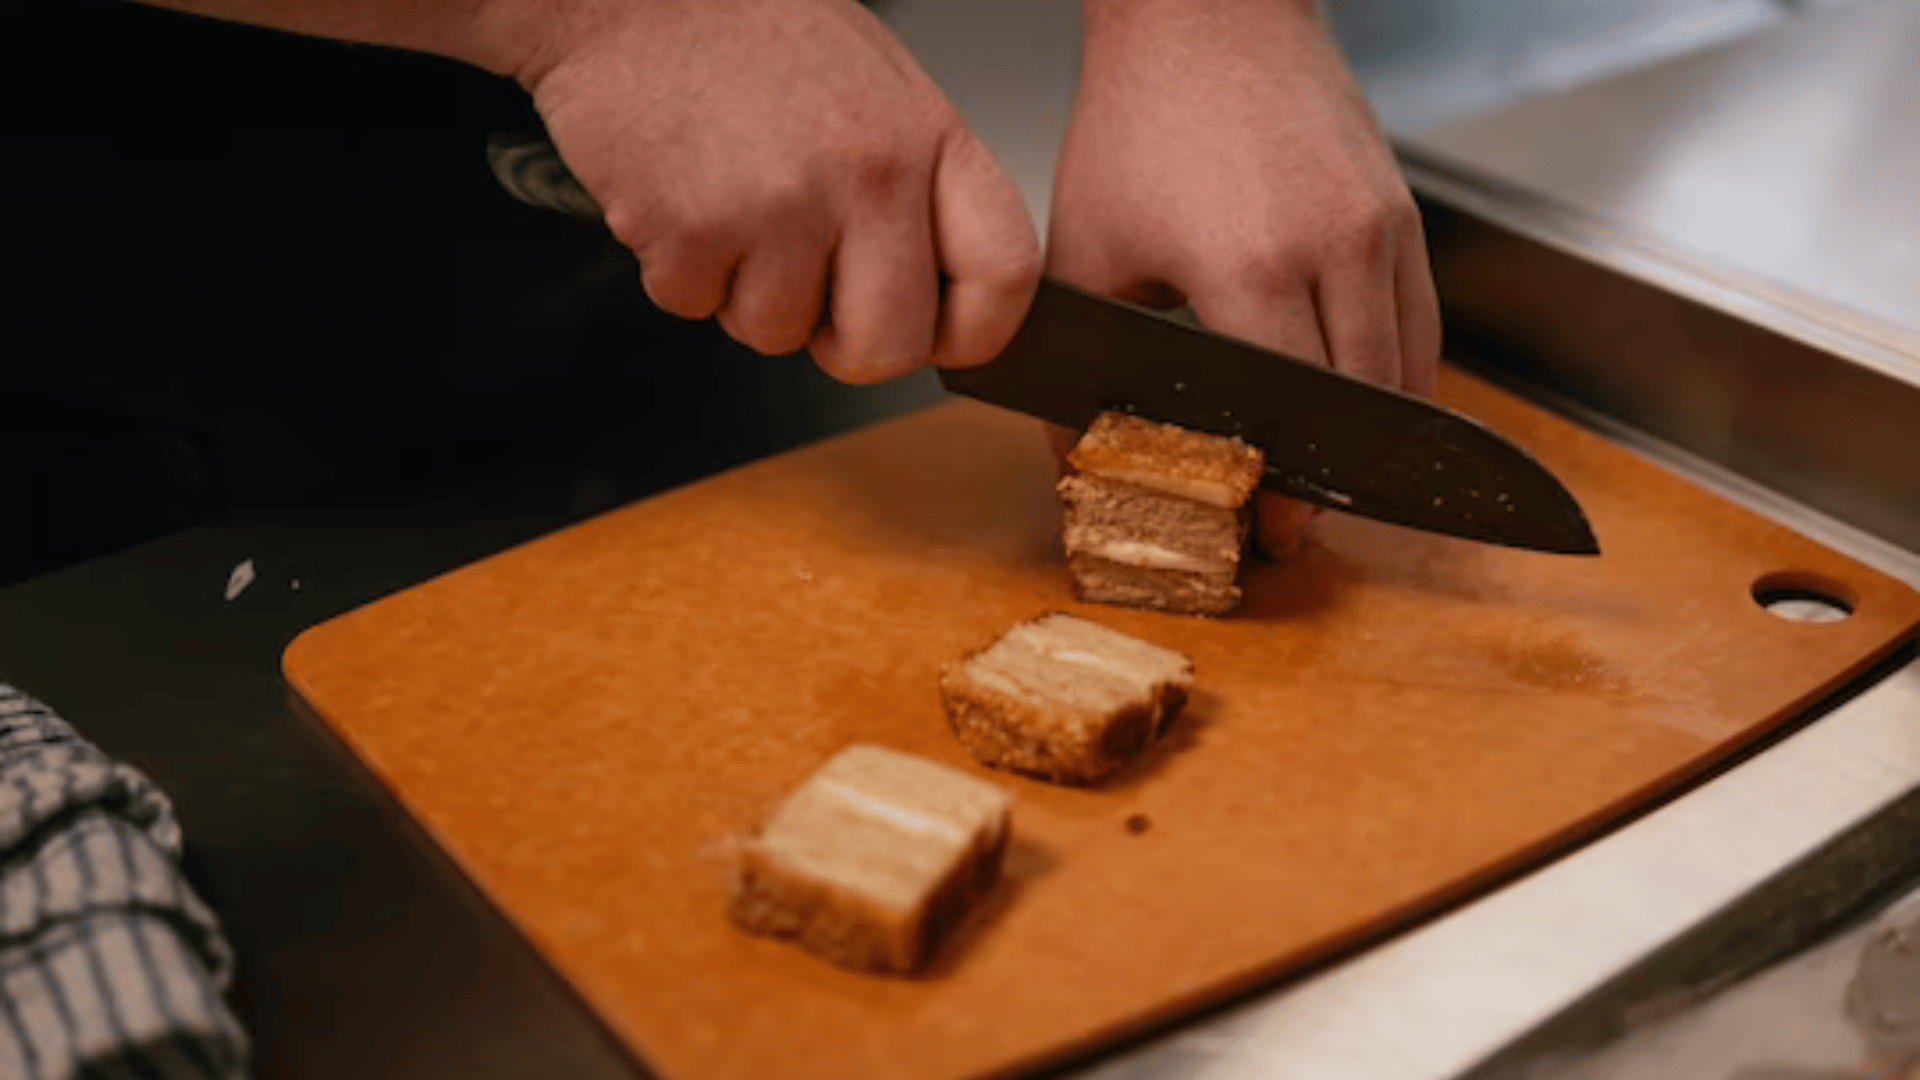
[0,682,248,1080]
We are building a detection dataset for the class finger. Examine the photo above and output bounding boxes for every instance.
[1043,219,1185,311]
[1254,492,1318,560]
[717,224,834,357]
[1316,230,1403,390]
[637,234,740,321]
[1189,278,1330,367]
[1188,278,1329,559]
[809,184,940,385]
[1060,270,1187,312]
[1110,279,1188,311]
[1395,224,1443,399]
[929,131,1041,369]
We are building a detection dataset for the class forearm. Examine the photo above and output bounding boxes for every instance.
[1075,0,1337,110]
[122,0,606,82]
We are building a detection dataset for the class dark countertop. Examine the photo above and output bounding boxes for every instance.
[0,341,944,1079]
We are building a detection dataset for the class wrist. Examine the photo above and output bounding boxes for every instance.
[463,0,650,87]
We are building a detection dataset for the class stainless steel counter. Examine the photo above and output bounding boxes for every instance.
[1384,3,1920,1072]
[1402,0,1920,560]
[1410,0,1920,355]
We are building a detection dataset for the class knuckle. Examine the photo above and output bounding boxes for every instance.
[609,219,662,267]
[1229,245,1311,297]
[718,316,766,355]
[810,343,866,385]
[990,243,1045,294]
[724,314,809,357]
[673,214,743,256]
[600,192,656,245]
[714,308,758,351]
[761,314,816,355]
[1331,188,1419,261]
[641,265,720,320]
[647,289,714,321]
[1326,207,1394,264]
[829,342,926,385]
[1386,192,1423,234]
[844,148,919,205]
[740,175,820,233]
[635,225,746,320]
[604,207,642,248]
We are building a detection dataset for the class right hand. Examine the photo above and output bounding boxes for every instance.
[1045,0,1440,557]
[507,0,1041,383]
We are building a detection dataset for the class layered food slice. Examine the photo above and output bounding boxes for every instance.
[940,613,1195,785]
[730,744,1011,975]
[1059,411,1265,616]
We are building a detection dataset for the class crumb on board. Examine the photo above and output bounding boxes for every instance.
[1125,814,1152,835]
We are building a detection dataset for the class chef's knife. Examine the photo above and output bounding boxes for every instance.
[483,132,1596,555]
[942,279,1600,555]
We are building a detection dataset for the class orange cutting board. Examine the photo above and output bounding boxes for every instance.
[285,367,1920,1080]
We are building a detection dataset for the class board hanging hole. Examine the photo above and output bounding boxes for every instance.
[1752,571,1856,624]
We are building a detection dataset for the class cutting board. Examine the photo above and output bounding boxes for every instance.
[284,367,1920,1080]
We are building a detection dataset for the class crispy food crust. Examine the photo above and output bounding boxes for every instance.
[938,623,1193,785]
[1066,412,1264,509]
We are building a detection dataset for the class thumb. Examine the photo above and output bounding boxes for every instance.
[929,130,1041,368]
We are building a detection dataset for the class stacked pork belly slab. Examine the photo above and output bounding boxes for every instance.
[1058,412,1265,617]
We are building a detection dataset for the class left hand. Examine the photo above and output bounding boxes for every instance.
[1049,0,1440,554]
[515,0,1040,385]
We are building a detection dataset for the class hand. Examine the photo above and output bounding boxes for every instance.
[510,0,1041,382]
[1049,0,1440,553]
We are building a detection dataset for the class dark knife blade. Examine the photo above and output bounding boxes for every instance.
[941,279,1599,555]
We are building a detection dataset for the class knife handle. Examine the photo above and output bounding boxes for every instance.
[486,131,603,224]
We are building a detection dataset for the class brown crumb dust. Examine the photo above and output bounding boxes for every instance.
[1125,814,1152,835]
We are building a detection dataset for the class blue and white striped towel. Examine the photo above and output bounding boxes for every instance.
[0,682,248,1080]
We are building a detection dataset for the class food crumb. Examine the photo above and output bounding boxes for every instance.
[794,562,815,583]
[1125,814,1152,835]
[224,559,256,601]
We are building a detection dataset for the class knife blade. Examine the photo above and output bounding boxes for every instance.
[479,135,1596,554]
[941,279,1600,555]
